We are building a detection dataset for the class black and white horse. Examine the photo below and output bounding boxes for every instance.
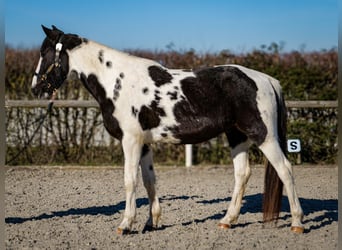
[32,25,304,234]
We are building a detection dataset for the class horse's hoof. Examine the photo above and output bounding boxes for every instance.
[218,223,230,229]
[142,224,157,233]
[117,227,130,235]
[291,226,304,233]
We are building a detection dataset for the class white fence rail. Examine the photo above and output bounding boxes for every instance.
[5,100,338,109]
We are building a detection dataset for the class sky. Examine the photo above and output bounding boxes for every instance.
[5,0,338,53]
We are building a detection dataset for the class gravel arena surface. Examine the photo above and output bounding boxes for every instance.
[5,165,337,250]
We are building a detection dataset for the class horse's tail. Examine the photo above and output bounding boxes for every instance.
[262,81,286,223]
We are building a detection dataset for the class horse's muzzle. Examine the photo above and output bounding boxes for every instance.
[31,86,40,97]
[31,86,50,99]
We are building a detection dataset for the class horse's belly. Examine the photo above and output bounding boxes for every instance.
[144,117,224,144]
[173,123,224,144]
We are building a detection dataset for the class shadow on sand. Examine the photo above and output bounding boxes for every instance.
[6,194,336,233]
[194,194,337,233]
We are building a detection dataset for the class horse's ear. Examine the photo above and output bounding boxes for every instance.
[42,25,51,35]
[52,25,63,33]
[41,25,61,41]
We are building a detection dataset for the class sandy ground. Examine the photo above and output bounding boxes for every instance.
[5,165,337,250]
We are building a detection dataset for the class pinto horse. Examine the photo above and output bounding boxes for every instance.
[31,25,304,234]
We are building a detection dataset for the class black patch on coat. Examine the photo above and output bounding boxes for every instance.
[167,91,178,100]
[106,61,112,68]
[138,105,161,130]
[271,84,287,154]
[113,90,120,100]
[115,79,121,90]
[98,50,104,64]
[113,79,121,101]
[149,100,166,117]
[131,106,138,117]
[148,65,173,87]
[170,66,267,145]
[154,93,162,103]
[160,133,167,138]
[61,33,83,50]
[119,72,125,79]
[80,73,123,140]
[138,99,166,130]
[142,87,149,94]
[225,127,248,149]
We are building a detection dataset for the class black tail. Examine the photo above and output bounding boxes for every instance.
[262,89,287,223]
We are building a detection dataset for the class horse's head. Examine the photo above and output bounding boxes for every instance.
[31,25,82,99]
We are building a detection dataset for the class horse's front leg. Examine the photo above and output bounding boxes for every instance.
[117,134,143,234]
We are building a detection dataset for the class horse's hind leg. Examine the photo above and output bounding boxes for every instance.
[140,145,161,231]
[259,139,304,232]
[219,131,251,228]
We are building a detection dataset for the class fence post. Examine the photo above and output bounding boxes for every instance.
[185,144,193,167]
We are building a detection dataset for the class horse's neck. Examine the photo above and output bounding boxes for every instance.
[68,41,157,79]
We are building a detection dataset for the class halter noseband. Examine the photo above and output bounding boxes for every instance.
[34,35,64,92]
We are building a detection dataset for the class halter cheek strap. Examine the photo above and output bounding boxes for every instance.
[54,42,63,66]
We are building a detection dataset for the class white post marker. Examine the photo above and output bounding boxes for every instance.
[287,139,301,153]
[185,144,193,167]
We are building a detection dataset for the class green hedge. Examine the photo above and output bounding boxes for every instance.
[5,44,337,165]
